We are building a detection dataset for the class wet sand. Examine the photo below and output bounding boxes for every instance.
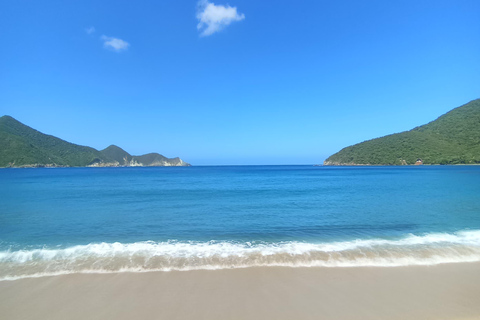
[1,263,480,320]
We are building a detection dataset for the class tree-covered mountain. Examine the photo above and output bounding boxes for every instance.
[131,153,188,167]
[100,145,189,167]
[100,145,133,165]
[324,99,480,165]
[0,116,190,167]
[0,116,109,167]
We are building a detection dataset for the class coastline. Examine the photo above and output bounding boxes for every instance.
[0,164,192,169]
[1,263,480,320]
[322,163,480,166]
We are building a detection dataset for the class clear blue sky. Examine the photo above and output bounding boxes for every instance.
[1,0,479,165]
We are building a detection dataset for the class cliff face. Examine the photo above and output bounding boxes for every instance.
[324,99,480,165]
[0,116,191,168]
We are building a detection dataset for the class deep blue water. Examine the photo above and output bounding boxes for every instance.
[2,165,480,247]
[1,165,480,278]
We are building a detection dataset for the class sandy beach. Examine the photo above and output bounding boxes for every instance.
[1,263,480,320]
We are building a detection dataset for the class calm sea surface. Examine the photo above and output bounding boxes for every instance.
[1,165,480,279]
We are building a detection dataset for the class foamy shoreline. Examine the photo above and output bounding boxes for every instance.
[1,263,480,320]
[2,230,480,280]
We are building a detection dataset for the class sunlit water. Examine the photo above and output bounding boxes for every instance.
[1,165,480,279]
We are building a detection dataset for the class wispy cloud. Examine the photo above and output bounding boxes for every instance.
[85,26,96,34]
[101,35,130,52]
[196,0,245,36]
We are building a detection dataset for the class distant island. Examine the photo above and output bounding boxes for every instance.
[0,116,190,168]
[324,99,480,165]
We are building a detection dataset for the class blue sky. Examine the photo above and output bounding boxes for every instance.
[1,0,479,165]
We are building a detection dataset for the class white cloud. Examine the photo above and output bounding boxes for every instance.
[196,0,245,36]
[101,35,130,52]
[85,26,96,34]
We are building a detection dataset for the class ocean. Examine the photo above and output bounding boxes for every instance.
[1,165,480,280]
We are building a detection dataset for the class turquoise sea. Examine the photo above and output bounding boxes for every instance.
[1,165,480,280]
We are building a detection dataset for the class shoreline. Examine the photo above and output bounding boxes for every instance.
[0,163,192,168]
[4,164,480,168]
[1,263,480,320]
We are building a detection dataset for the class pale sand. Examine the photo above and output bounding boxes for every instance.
[1,263,480,320]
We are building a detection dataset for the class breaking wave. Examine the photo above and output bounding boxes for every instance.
[2,230,480,281]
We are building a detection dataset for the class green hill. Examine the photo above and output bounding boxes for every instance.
[0,116,191,167]
[0,116,109,167]
[100,145,133,165]
[132,153,188,167]
[324,99,480,165]
[100,145,189,167]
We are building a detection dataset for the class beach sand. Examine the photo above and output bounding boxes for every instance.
[1,263,480,320]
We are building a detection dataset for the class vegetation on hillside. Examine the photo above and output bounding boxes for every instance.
[134,153,170,165]
[100,146,187,166]
[100,145,132,165]
[0,116,190,167]
[324,99,480,165]
[0,116,108,167]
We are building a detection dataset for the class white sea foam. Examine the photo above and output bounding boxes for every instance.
[2,230,480,281]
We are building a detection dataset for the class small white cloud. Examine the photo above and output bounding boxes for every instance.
[85,26,96,34]
[196,0,245,36]
[101,35,130,52]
